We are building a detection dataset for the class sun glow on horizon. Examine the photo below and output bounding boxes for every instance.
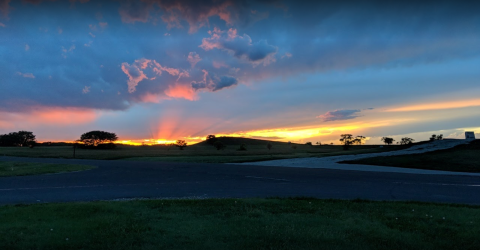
[386,99,480,112]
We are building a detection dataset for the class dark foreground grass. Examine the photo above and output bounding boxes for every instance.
[343,140,480,173]
[1,198,479,250]
[0,161,95,177]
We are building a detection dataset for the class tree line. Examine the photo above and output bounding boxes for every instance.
[0,130,445,150]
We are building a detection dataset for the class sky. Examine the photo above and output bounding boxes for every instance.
[1,0,480,145]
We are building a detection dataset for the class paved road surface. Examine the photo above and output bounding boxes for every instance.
[1,156,479,205]
[241,139,480,176]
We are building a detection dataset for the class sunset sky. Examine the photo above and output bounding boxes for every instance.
[1,0,479,145]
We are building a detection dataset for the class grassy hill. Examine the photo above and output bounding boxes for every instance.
[0,136,412,163]
[193,136,297,146]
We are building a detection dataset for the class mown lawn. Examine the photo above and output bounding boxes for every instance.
[342,140,480,173]
[0,161,96,177]
[0,198,479,250]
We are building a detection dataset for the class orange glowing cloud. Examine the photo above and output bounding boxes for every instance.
[140,92,164,103]
[0,107,97,129]
[164,84,198,101]
[386,99,480,112]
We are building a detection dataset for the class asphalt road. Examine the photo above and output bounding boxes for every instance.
[1,156,480,205]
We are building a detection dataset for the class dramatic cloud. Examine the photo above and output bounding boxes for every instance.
[156,0,233,33]
[121,61,149,93]
[317,110,362,122]
[1,0,480,145]
[191,70,238,92]
[118,0,236,33]
[200,28,277,65]
[164,83,198,101]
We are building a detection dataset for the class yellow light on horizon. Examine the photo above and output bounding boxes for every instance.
[386,99,480,112]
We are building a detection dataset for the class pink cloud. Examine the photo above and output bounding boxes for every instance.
[164,83,198,101]
[158,0,233,33]
[121,58,190,94]
[0,22,5,27]
[187,52,201,68]
[0,107,97,130]
[117,0,234,33]
[121,61,148,93]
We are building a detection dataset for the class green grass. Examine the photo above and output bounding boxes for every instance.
[342,140,480,173]
[0,161,96,177]
[1,198,479,249]
[0,140,410,163]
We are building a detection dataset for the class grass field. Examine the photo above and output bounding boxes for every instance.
[0,161,96,177]
[0,137,410,163]
[342,139,480,173]
[0,198,479,250]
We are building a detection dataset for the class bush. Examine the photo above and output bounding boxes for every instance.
[206,135,217,145]
[237,144,247,151]
[176,140,187,150]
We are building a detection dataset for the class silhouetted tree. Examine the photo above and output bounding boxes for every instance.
[214,141,226,150]
[430,134,443,141]
[79,131,118,147]
[206,135,217,145]
[176,140,187,150]
[0,131,36,147]
[305,142,312,146]
[340,134,358,150]
[381,137,395,145]
[267,143,272,150]
[400,137,415,145]
[316,142,321,145]
[352,136,366,145]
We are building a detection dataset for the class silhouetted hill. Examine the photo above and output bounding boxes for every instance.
[194,137,295,146]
